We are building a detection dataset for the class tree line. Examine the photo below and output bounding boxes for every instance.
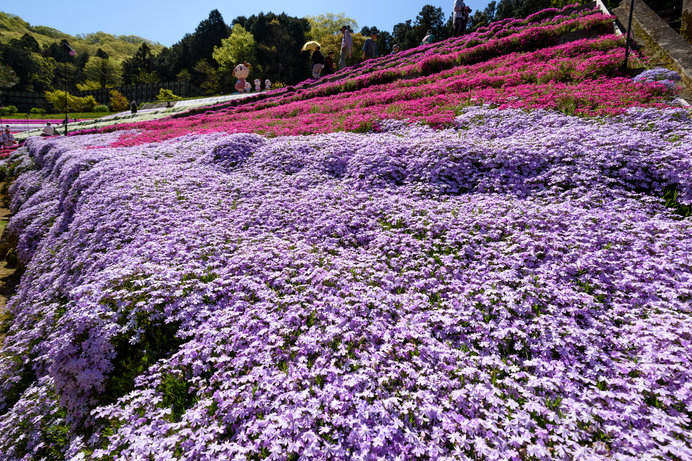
[0,0,590,100]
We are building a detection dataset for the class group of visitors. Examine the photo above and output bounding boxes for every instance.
[312,25,377,77]
[2,122,60,146]
[312,0,472,77]
[311,24,376,79]
[311,47,337,79]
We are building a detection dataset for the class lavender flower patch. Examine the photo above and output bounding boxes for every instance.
[633,67,682,92]
[0,107,690,459]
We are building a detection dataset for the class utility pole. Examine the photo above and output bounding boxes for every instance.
[62,40,76,135]
[623,0,636,69]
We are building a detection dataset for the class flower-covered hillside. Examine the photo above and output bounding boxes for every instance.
[83,4,680,147]
[2,107,691,459]
[0,5,691,461]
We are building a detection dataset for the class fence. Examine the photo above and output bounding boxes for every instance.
[0,91,45,113]
[0,81,205,113]
[79,81,205,107]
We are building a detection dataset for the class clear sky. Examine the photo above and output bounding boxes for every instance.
[3,0,489,47]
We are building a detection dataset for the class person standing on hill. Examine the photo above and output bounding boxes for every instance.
[421,30,435,45]
[340,25,353,69]
[454,0,466,37]
[312,46,325,79]
[362,32,378,60]
[454,0,471,36]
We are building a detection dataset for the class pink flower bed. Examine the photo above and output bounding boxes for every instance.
[101,35,672,148]
[73,4,676,149]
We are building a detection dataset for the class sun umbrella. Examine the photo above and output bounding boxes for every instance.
[301,41,321,52]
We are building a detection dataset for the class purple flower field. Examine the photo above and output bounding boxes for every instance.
[0,106,690,459]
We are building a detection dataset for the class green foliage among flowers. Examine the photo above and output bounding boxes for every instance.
[0,105,18,116]
[156,88,183,103]
[44,90,97,113]
[109,90,129,112]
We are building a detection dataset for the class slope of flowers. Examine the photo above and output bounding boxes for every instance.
[0,105,690,459]
[74,5,681,150]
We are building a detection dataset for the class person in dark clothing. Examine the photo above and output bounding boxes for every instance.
[455,3,471,37]
[312,46,325,79]
[130,100,138,114]
[362,33,378,60]
[324,51,336,74]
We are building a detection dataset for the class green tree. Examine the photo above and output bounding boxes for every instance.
[305,13,358,43]
[156,88,183,104]
[393,20,418,51]
[192,9,231,64]
[468,1,497,31]
[0,63,19,89]
[83,56,122,88]
[413,5,448,45]
[176,69,192,82]
[0,42,35,90]
[193,59,222,95]
[153,10,229,83]
[76,80,102,91]
[109,89,129,111]
[212,24,256,72]
[239,13,312,84]
[45,90,97,112]
[29,54,57,92]
[13,33,40,53]
[122,42,157,84]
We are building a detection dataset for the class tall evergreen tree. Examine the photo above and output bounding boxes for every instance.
[469,1,497,31]
[392,20,418,50]
[413,5,448,44]
[191,10,230,66]
[122,42,157,84]
[12,33,41,53]
[96,48,109,60]
[242,13,311,84]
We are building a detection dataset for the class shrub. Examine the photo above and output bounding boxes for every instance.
[109,90,129,112]
[80,95,98,112]
[93,105,110,113]
[30,107,46,115]
[44,91,98,113]
[0,105,18,116]
[156,88,182,102]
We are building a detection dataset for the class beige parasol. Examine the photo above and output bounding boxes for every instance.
[301,41,321,52]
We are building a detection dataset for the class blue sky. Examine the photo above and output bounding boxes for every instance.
[3,0,489,47]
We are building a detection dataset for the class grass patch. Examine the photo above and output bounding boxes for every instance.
[9,112,114,120]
